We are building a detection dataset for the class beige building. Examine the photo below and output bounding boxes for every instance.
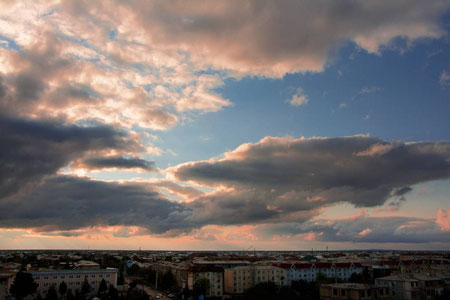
[320,283,391,300]
[188,266,223,298]
[29,268,118,296]
[224,265,286,295]
[375,273,445,300]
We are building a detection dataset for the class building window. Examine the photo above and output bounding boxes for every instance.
[91,275,96,278]
[76,275,81,278]
[69,282,73,286]
[44,276,49,280]
[69,275,73,279]
[53,276,57,279]
[76,282,80,286]
[106,274,110,278]
[36,276,40,280]
[61,275,65,279]
[99,274,103,278]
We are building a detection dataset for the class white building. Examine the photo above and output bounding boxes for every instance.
[272,262,363,285]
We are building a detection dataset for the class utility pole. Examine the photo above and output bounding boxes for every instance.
[154,271,158,300]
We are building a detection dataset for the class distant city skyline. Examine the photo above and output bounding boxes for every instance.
[0,1,449,250]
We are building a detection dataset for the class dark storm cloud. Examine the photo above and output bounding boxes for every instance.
[0,75,6,98]
[1,129,449,237]
[0,116,142,198]
[173,136,450,220]
[13,72,47,102]
[0,175,191,234]
[257,216,450,244]
[81,156,156,171]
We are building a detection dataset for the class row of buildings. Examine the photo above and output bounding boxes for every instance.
[150,258,450,299]
[320,272,448,300]
[29,268,118,296]
[1,250,450,299]
[151,259,365,297]
[0,261,118,299]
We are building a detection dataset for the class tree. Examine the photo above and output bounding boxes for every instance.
[81,278,92,297]
[107,285,119,300]
[128,280,138,290]
[10,271,38,299]
[46,286,58,300]
[242,282,278,300]
[66,289,75,300]
[98,278,108,297]
[127,264,141,276]
[117,272,125,285]
[193,278,210,298]
[160,271,176,291]
[59,281,68,298]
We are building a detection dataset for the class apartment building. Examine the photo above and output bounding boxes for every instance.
[187,266,224,298]
[320,283,391,300]
[375,273,445,300]
[224,265,286,295]
[272,262,363,285]
[29,268,118,296]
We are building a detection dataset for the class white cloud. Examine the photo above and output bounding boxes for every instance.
[440,70,450,86]
[289,88,309,106]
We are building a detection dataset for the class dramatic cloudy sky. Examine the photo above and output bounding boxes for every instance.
[1,0,450,250]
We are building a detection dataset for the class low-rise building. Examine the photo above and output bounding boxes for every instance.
[73,260,101,270]
[320,283,391,300]
[224,265,286,295]
[273,262,363,285]
[29,268,118,296]
[188,266,223,298]
[375,273,445,300]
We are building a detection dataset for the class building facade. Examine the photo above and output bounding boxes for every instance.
[375,273,445,300]
[273,262,363,285]
[320,283,392,300]
[224,265,286,295]
[29,268,118,296]
[187,266,224,298]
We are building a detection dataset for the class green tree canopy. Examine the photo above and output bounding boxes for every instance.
[107,285,119,300]
[59,281,68,296]
[10,271,38,299]
[81,278,92,296]
[45,286,58,300]
[193,278,210,298]
[98,278,108,296]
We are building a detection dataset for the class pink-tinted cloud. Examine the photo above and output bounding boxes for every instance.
[125,0,449,77]
[437,209,450,231]
[289,88,309,107]
[358,228,372,237]
[0,2,231,133]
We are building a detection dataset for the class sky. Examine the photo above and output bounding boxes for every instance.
[0,0,450,251]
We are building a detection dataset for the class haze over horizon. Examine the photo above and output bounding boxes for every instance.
[0,0,450,251]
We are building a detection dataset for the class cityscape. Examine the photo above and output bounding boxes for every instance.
[1,0,450,299]
[1,249,450,299]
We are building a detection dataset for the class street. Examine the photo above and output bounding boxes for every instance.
[125,277,172,300]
